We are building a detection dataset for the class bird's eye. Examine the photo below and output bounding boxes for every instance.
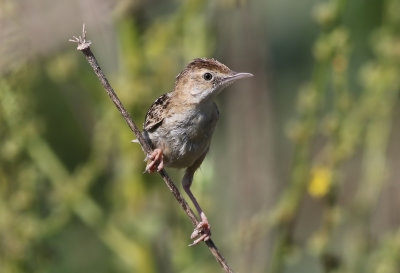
[203,72,213,81]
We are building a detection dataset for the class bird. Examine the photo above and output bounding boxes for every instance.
[142,58,253,245]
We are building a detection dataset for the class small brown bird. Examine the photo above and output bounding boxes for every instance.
[142,58,253,245]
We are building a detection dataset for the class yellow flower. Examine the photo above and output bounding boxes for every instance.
[308,167,332,198]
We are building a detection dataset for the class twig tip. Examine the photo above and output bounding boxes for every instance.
[69,23,92,50]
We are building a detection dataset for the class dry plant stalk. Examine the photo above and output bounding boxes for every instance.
[69,24,234,273]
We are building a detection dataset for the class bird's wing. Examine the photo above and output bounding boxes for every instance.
[144,92,171,132]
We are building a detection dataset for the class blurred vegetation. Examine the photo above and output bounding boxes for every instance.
[1,0,400,272]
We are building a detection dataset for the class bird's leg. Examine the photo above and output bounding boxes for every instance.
[145,148,164,173]
[182,150,211,246]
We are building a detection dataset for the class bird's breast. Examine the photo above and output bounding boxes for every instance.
[147,101,219,168]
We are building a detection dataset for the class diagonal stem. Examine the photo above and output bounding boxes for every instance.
[69,24,234,273]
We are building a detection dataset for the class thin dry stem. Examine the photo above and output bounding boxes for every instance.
[69,24,234,273]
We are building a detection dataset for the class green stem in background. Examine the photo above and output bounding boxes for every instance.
[268,0,349,271]
[268,60,330,273]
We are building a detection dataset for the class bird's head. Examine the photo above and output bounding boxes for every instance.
[174,58,253,103]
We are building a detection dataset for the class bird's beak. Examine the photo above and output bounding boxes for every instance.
[222,72,254,84]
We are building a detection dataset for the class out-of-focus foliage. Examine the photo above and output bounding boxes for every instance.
[1,0,400,272]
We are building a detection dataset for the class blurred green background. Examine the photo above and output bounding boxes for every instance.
[1,0,400,272]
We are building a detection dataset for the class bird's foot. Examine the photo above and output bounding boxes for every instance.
[189,212,211,246]
[145,149,164,173]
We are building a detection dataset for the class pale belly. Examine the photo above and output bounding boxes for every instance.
[144,103,219,168]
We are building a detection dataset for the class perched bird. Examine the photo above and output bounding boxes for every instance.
[142,58,253,245]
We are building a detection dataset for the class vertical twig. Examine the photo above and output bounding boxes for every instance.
[69,24,234,273]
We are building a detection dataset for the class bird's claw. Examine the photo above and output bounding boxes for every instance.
[189,212,211,246]
[145,149,164,173]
